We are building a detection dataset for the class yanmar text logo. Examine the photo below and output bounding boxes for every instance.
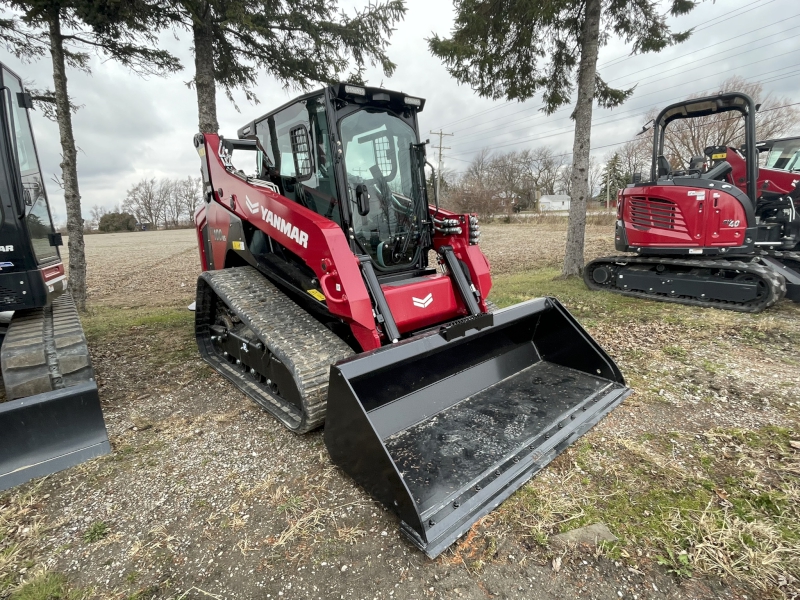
[246,195,308,249]
[0,245,13,252]
[412,293,433,308]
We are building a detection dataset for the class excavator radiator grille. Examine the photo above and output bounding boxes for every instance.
[629,196,687,232]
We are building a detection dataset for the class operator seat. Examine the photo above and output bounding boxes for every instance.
[657,155,672,179]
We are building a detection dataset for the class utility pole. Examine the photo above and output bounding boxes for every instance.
[606,177,610,212]
[430,129,453,202]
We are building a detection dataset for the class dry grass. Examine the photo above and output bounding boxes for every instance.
[0,483,50,595]
[8,223,799,599]
[666,502,800,591]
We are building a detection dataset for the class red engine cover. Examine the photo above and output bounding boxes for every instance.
[621,185,748,249]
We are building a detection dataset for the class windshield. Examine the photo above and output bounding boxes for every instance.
[340,109,424,270]
[764,139,800,171]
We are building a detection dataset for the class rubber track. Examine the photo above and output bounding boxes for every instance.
[1,293,94,401]
[195,267,354,433]
[584,256,786,313]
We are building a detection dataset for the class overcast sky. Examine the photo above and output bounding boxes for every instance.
[1,0,798,224]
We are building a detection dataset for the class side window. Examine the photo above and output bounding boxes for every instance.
[259,97,342,226]
[254,118,276,177]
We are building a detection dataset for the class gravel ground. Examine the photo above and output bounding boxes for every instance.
[3,224,797,600]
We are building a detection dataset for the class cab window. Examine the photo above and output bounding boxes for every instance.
[2,68,57,263]
[255,97,341,225]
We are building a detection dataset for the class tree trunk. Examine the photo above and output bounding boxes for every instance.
[562,0,601,277]
[193,16,218,134]
[48,12,87,310]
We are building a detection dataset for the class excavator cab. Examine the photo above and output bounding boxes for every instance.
[194,83,631,556]
[0,64,109,491]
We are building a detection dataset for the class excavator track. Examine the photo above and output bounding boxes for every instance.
[195,266,354,433]
[584,256,786,313]
[1,293,94,401]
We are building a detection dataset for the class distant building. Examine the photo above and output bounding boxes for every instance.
[539,194,571,211]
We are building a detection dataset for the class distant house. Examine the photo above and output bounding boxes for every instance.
[539,194,570,211]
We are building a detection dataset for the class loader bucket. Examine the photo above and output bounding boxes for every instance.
[324,297,631,558]
[0,381,110,492]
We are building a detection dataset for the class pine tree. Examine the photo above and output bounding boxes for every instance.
[429,0,695,276]
[166,0,407,134]
[600,153,627,204]
[2,0,180,310]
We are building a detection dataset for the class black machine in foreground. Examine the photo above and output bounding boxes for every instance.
[0,64,109,491]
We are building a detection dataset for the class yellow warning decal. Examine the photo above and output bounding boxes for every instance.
[307,289,326,301]
[232,241,245,250]
[711,152,727,160]
[197,146,206,157]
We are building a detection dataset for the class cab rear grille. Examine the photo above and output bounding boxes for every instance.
[629,196,688,232]
[0,284,21,306]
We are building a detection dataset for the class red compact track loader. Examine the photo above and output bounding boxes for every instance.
[192,83,631,557]
[0,64,109,491]
[586,92,800,311]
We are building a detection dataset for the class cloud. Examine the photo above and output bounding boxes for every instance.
[1,0,798,225]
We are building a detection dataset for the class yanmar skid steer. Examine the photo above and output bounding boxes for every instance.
[192,83,631,557]
[0,64,109,491]
[586,92,800,311]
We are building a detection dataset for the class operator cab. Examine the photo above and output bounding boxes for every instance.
[0,65,64,311]
[756,136,800,172]
[236,84,431,275]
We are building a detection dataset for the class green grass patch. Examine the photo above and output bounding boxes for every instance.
[10,572,81,600]
[81,306,194,342]
[82,521,109,544]
[662,345,687,360]
[488,269,724,330]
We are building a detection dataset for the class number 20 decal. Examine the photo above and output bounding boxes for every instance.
[722,219,741,227]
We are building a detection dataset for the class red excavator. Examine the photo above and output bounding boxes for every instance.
[192,83,631,557]
[586,92,800,310]
[0,63,109,491]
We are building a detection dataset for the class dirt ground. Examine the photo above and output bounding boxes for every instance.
[2,223,799,600]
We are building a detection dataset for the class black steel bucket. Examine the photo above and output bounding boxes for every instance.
[324,297,631,557]
[0,381,110,491]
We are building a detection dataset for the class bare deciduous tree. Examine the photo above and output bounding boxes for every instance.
[177,176,202,220]
[123,178,160,227]
[87,204,107,230]
[662,76,800,168]
[122,175,203,228]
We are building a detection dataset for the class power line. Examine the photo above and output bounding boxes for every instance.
[432,0,783,132]
[450,15,799,144]
[598,0,778,69]
[449,61,800,157]
[450,91,800,162]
